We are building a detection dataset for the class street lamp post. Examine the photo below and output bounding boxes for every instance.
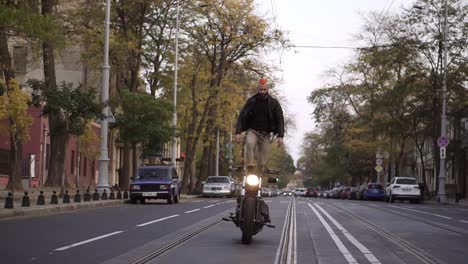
[437,0,448,204]
[171,0,180,166]
[97,0,111,193]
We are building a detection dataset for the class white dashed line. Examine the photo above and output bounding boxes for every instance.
[203,205,215,208]
[185,209,201,214]
[459,220,468,224]
[54,231,124,251]
[136,214,179,227]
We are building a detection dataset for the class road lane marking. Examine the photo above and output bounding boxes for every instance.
[389,206,452,219]
[314,203,382,264]
[185,209,200,214]
[54,231,124,251]
[308,204,358,264]
[136,215,179,227]
[203,205,215,208]
[460,220,468,224]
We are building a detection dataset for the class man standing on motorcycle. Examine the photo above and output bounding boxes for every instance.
[234,78,285,223]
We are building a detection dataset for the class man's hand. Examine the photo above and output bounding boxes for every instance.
[235,134,242,144]
[277,137,283,147]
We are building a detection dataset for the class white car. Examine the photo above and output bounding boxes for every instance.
[293,188,307,197]
[385,177,421,203]
[202,176,237,198]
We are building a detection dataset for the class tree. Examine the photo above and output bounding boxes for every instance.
[0,0,57,190]
[111,90,172,188]
[29,80,104,187]
[0,79,32,191]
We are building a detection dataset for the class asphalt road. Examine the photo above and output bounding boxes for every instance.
[1,196,468,264]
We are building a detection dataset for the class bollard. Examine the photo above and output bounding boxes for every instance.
[37,191,45,205]
[84,189,91,202]
[4,192,13,209]
[109,189,115,200]
[116,190,122,199]
[74,190,81,203]
[63,190,70,203]
[50,191,58,204]
[123,190,129,199]
[93,189,99,201]
[101,189,108,200]
[21,191,30,207]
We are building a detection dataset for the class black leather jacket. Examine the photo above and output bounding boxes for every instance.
[235,94,284,137]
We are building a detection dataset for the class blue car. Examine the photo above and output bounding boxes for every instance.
[363,183,385,201]
[130,165,181,204]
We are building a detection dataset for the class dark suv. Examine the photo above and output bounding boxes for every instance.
[129,165,181,204]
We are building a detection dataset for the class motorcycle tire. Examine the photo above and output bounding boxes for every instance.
[241,196,256,244]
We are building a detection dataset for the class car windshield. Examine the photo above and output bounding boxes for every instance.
[368,184,383,189]
[206,177,229,183]
[137,167,172,180]
[396,178,417,185]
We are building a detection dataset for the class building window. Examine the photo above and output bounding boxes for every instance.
[13,46,27,73]
[71,151,75,175]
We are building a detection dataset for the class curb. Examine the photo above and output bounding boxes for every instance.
[0,194,202,220]
[0,200,126,220]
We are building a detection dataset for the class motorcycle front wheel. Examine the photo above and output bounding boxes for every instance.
[241,196,256,244]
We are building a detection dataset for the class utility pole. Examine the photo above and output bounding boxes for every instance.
[215,129,219,176]
[171,0,180,166]
[97,0,111,193]
[437,0,448,203]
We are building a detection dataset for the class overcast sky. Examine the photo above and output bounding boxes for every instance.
[254,0,415,163]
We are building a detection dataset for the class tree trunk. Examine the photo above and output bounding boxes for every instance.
[189,156,196,193]
[0,31,14,85]
[6,132,24,191]
[120,143,131,190]
[42,0,68,188]
[132,143,138,177]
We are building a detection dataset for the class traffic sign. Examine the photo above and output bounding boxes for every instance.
[376,158,383,165]
[375,165,383,172]
[440,147,446,159]
[437,136,449,148]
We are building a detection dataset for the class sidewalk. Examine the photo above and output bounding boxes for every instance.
[0,187,199,220]
[423,196,468,206]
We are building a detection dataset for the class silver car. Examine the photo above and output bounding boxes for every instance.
[202,176,237,198]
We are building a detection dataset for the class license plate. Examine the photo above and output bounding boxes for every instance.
[142,192,157,197]
[402,188,411,192]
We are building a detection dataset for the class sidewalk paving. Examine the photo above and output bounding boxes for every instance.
[0,187,199,220]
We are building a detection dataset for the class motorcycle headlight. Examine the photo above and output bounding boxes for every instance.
[131,185,140,190]
[246,174,259,186]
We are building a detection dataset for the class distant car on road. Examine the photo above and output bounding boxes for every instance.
[202,176,237,198]
[129,165,181,204]
[305,188,318,198]
[385,177,421,203]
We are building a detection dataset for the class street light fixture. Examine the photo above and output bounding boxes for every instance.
[97,0,111,193]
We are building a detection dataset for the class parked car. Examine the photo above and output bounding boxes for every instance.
[385,177,421,203]
[129,165,180,204]
[305,187,318,198]
[202,176,237,198]
[293,188,307,197]
[348,187,359,200]
[362,183,385,201]
[341,187,352,199]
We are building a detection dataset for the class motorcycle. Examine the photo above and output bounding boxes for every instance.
[223,169,278,244]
